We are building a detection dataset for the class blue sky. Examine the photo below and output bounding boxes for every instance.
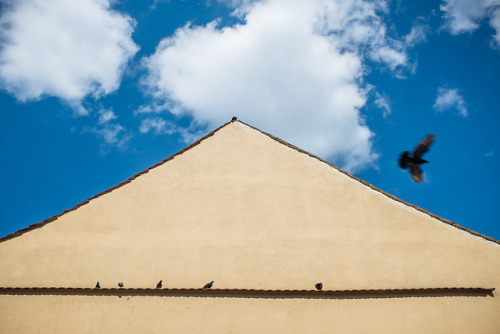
[1,0,499,241]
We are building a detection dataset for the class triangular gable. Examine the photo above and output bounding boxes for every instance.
[2,119,497,245]
[0,119,499,291]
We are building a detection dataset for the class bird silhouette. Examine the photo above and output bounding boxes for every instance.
[315,283,323,291]
[95,281,101,289]
[203,281,214,289]
[118,282,124,288]
[399,134,436,183]
[156,280,162,289]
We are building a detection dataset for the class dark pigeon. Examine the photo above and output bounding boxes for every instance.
[95,281,101,289]
[203,281,214,289]
[118,282,124,288]
[315,283,323,291]
[399,134,436,183]
[156,280,162,289]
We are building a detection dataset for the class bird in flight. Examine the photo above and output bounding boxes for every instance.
[399,134,436,183]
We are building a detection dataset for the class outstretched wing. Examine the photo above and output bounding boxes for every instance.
[410,164,423,183]
[413,134,435,158]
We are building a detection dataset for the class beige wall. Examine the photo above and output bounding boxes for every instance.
[0,293,499,333]
[1,121,499,332]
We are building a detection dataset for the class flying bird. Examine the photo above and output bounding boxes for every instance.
[315,283,323,291]
[156,280,162,289]
[95,281,101,289]
[118,282,124,288]
[399,134,436,183]
[203,281,214,289]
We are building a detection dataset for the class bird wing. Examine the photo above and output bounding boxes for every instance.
[413,134,435,158]
[410,164,423,183]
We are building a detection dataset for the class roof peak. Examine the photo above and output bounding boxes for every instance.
[1,118,498,246]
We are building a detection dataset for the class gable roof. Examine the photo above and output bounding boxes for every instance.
[2,117,500,293]
[2,118,498,245]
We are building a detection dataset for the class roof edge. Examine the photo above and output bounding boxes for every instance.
[237,120,500,246]
[2,118,499,246]
[0,119,236,243]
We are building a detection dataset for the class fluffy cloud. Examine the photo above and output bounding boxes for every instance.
[91,108,130,153]
[0,0,138,114]
[141,0,413,172]
[313,0,410,72]
[440,0,500,47]
[433,87,468,117]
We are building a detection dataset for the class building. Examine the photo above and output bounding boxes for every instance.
[1,119,499,333]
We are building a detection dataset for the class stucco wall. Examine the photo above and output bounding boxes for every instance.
[1,293,499,334]
[0,121,499,332]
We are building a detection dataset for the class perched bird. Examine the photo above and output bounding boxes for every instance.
[156,280,162,289]
[315,283,323,291]
[118,282,124,288]
[399,134,436,183]
[231,116,237,122]
[203,281,214,289]
[95,281,101,289]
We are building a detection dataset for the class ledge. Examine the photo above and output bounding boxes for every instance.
[0,287,494,299]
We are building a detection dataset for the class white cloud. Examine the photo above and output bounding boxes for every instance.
[135,105,156,114]
[89,107,130,152]
[96,124,126,145]
[140,117,176,135]
[313,0,410,71]
[374,92,391,118]
[139,116,207,144]
[433,87,468,117]
[91,122,130,155]
[98,108,117,125]
[0,0,139,114]
[440,0,500,47]
[141,0,415,172]
[491,7,500,46]
[404,24,429,47]
[370,45,408,72]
